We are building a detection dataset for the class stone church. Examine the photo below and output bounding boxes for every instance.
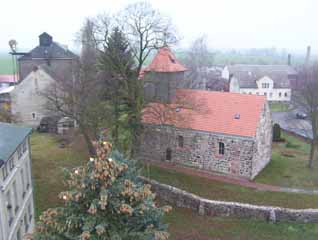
[138,47,272,180]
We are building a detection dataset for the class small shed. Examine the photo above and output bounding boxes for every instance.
[57,117,75,135]
[38,116,60,133]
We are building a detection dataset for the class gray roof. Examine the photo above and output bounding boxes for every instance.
[228,64,297,89]
[19,42,78,61]
[0,123,32,162]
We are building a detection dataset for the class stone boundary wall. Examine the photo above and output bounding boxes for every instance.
[141,177,318,223]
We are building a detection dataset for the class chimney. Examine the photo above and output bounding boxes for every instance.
[39,32,53,47]
[305,46,311,66]
[287,54,291,66]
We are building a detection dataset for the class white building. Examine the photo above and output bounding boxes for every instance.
[10,67,55,128]
[222,65,298,101]
[0,123,34,240]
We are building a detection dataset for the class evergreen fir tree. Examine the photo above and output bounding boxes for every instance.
[34,141,171,240]
[98,27,142,154]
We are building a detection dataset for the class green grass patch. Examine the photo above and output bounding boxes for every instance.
[142,164,318,209]
[270,102,290,112]
[31,133,318,239]
[166,207,318,240]
[255,132,318,189]
[285,141,300,149]
[31,132,89,219]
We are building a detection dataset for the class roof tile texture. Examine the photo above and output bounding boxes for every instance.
[145,47,187,73]
[142,89,266,137]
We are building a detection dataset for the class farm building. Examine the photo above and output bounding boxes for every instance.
[10,32,78,127]
[222,64,298,102]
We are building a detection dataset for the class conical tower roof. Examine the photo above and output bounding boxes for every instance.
[145,47,187,73]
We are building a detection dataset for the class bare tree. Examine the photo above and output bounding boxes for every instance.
[142,91,207,127]
[293,63,318,168]
[183,36,217,89]
[42,22,109,155]
[118,1,177,72]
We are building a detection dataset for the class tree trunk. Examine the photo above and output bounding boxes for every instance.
[308,140,315,168]
[113,96,119,149]
[79,124,96,156]
[308,112,317,168]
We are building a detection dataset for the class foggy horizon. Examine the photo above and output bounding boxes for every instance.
[1,0,318,54]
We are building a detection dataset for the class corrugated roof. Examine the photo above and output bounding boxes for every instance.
[144,47,187,73]
[142,89,266,138]
[0,123,32,162]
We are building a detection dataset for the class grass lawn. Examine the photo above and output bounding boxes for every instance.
[167,207,318,240]
[270,102,290,112]
[255,131,318,189]
[31,132,89,218]
[31,132,318,239]
[143,164,318,209]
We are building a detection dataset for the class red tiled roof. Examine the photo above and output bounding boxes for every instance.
[142,89,266,137]
[144,47,187,73]
[0,75,16,83]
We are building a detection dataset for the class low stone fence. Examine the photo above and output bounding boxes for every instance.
[141,177,318,223]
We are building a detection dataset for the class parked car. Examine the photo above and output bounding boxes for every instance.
[296,112,307,119]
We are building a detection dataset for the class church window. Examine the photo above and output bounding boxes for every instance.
[219,142,225,155]
[178,136,184,148]
[166,148,172,161]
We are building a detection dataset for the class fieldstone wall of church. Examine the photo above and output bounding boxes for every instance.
[251,102,272,178]
[138,125,257,179]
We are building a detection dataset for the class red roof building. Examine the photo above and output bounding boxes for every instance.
[142,89,266,138]
[138,47,272,180]
[144,47,187,73]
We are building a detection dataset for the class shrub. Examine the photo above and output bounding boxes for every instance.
[273,124,281,142]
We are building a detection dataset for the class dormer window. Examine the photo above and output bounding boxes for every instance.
[262,83,270,88]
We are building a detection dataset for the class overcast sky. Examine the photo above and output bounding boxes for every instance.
[0,0,317,53]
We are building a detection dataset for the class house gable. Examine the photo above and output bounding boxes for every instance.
[256,76,274,89]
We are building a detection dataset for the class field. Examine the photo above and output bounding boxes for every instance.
[30,132,318,239]
[0,53,13,74]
